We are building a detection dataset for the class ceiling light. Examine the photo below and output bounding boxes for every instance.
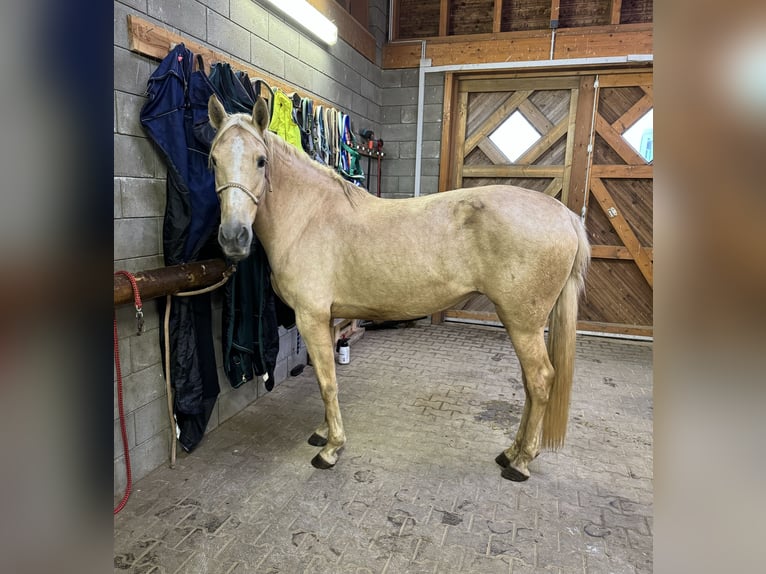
[258,0,338,46]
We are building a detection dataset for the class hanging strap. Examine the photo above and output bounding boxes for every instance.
[252,79,275,117]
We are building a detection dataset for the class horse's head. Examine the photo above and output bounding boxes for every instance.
[208,94,271,261]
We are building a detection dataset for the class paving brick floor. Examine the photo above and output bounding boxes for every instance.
[114,322,653,573]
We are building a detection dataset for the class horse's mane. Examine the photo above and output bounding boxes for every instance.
[263,129,367,207]
[209,114,366,207]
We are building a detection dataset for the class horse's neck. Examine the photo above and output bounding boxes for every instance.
[253,139,353,261]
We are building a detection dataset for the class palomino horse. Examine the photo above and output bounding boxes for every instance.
[207,95,590,481]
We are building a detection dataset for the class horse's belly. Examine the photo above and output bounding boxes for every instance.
[331,282,476,321]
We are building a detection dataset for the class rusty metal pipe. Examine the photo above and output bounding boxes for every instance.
[114,259,229,306]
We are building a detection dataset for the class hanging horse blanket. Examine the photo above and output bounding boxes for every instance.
[208,66,288,390]
[139,44,222,453]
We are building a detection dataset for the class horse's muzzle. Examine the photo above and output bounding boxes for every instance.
[218,222,252,261]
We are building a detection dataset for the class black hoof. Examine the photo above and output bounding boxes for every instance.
[308,433,328,447]
[311,453,335,469]
[495,452,511,468]
[501,465,530,482]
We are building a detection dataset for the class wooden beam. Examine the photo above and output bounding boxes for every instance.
[576,320,652,338]
[383,23,653,68]
[597,72,653,87]
[460,76,579,92]
[542,177,563,197]
[595,113,646,165]
[517,99,555,134]
[439,0,449,37]
[494,0,503,33]
[516,117,568,165]
[438,72,457,192]
[590,164,652,178]
[462,165,564,177]
[610,0,623,25]
[114,259,229,306]
[566,76,596,215]
[611,92,653,134]
[591,245,653,260]
[477,138,512,165]
[453,91,469,189]
[550,0,561,27]
[589,177,653,287]
[561,85,579,206]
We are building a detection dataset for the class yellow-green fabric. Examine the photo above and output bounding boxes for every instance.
[268,89,302,149]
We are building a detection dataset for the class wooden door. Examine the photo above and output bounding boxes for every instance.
[440,70,653,337]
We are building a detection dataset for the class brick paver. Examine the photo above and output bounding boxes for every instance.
[115,322,653,573]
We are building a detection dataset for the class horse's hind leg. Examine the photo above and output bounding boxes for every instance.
[496,327,553,481]
[295,311,346,468]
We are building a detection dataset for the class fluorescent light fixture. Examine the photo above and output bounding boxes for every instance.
[259,0,338,45]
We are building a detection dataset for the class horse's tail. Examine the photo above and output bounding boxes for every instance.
[541,211,590,450]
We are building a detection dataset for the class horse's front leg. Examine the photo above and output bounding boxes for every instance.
[296,311,346,468]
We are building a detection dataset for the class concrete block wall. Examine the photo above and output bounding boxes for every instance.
[114,0,445,496]
[378,69,445,198]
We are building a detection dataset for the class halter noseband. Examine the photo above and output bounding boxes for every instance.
[216,177,267,206]
[215,155,271,206]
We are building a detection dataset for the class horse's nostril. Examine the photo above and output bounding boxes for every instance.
[237,226,249,243]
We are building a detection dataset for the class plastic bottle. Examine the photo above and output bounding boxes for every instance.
[336,336,350,364]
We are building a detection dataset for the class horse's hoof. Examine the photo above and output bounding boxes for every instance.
[311,453,335,470]
[308,433,328,447]
[495,452,511,468]
[501,465,530,482]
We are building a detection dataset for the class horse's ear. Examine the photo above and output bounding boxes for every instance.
[208,94,227,130]
[252,97,270,134]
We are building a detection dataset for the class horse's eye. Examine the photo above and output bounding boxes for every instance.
[257,157,266,168]
[210,156,217,166]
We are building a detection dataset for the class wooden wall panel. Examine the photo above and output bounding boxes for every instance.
[620,0,653,24]
[603,178,653,246]
[501,0,551,32]
[449,0,495,35]
[397,0,440,39]
[559,0,611,28]
[580,259,653,326]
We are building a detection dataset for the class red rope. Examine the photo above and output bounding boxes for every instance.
[114,271,142,515]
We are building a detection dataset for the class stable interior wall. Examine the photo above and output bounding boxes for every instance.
[113,0,422,497]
